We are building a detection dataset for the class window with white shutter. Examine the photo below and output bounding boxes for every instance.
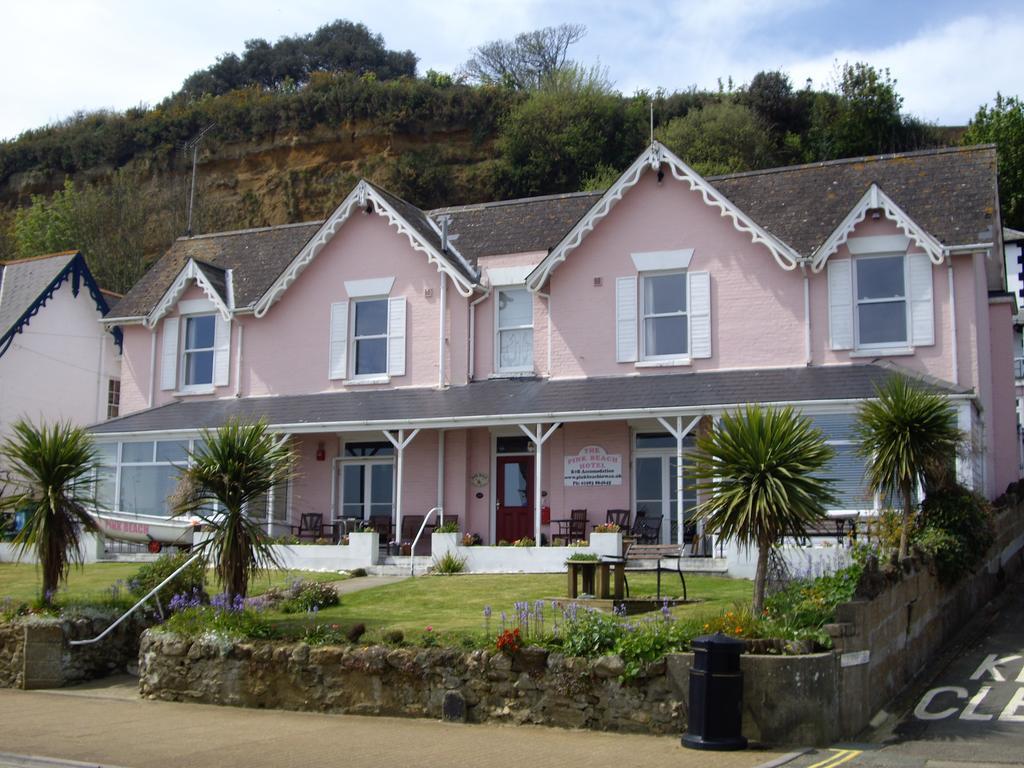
[159,317,179,391]
[615,276,638,363]
[828,259,854,350]
[387,296,406,377]
[328,301,348,380]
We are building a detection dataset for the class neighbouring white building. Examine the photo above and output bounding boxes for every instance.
[0,251,121,446]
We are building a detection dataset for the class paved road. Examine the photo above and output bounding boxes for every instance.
[787,572,1024,768]
[0,680,791,768]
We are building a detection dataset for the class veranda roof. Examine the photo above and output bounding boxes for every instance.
[89,363,970,437]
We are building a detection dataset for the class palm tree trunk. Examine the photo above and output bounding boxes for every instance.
[898,481,913,560]
[752,539,771,614]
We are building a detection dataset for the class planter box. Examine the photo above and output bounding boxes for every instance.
[431,532,460,558]
[346,531,379,564]
[589,532,623,558]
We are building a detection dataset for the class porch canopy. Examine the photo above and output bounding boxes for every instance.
[90,364,970,546]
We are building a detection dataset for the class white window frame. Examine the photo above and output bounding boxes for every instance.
[334,444,396,523]
[350,297,389,380]
[494,286,534,375]
[179,313,217,392]
[640,270,689,362]
[853,253,909,351]
[631,431,697,544]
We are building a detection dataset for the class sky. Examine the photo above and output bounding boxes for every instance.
[1,0,1022,140]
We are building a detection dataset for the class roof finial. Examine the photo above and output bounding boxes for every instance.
[650,99,654,144]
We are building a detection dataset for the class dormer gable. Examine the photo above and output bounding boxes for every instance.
[526,142,802,291]
[146,258,233,328]
[254,180,479,318]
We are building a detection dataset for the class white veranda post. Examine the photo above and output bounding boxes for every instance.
[518,422,561,548]
[382,428,420,545]
[657,416,701,548]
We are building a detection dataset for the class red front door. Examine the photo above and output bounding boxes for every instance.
[496,456,534,543]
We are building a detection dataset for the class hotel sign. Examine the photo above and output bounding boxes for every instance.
[564,445,622,487]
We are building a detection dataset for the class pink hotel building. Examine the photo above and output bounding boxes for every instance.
[93,142,1018,551]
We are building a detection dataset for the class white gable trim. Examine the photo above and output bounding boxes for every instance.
[146,259,232,328]
[485,265,537,286]
[345,277,395,298]
[810,184,945,272]
[254,181,477,318]
[526,142,801,291]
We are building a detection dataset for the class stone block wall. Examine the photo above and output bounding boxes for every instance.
[138,633,839,745]
[829,502,1024,738]
[0,614,148,689]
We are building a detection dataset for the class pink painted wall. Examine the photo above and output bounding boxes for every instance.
[119,329,151,415]
[988,300,1020,492]
[245,213,444,395]
[472,251,550,379]
[288,434,338,523]
[545,422,631,532]
[546,170,806,378]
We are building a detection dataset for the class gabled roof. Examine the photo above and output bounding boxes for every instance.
[710,145,998,258]
[526,142,803,290]
[146,258,233,327]
[253,180,478,316]
[430,191,601,264]
[0,251,118,358]
[108,222,321,321]
[89,362,971,436]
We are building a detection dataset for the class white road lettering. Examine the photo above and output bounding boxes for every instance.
[914,686,966,720]
[999,687,1024,722]
[960,685,994,721]
[969,654,1023,682]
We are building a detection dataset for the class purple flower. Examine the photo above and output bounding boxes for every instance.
[483,605,492,618]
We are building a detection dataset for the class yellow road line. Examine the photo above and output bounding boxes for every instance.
[806,749,864,768]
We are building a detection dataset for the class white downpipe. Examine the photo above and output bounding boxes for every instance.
[234,322,244,397]
[519,422,560,548]
[948,257,959,386]
[538,289,552,376]
[147,330,157,408]
[802,264,811,365]
[436,430,445,514]
[658,416,700,547]
[95,331,106,422]
[438,276,447,389]
[383,428,420,546]
[468,286,492,381]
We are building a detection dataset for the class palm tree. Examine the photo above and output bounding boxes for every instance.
[855,375,962,560]
[691,405,836,613]
[174,419,294,599]
[0,420,100,605]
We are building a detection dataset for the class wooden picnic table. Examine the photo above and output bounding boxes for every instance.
[566,559,625,600]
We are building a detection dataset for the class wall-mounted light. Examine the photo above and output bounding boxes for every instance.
[316,442,326,461]
[657,168,665,184]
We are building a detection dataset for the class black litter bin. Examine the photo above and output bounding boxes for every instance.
[682,632,747,750]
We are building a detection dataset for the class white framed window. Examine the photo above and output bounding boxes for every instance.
[641,271,688,360]
[336,441,395,524]
[106,379,121,419]
[351,298,389,377]
[180,314,216,388]
[495,287,533,373]
[854,254,907,349]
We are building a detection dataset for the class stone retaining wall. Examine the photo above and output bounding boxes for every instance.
[0,613,148,689]
[138,633,837,744]
[829,501,1024,738]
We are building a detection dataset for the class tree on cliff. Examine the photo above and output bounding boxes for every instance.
[963,92,1024,229]
[173,420,293,599]
[460,23,586,90]
[691,405,836,614]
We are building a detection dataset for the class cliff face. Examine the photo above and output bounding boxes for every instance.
[0,121,500,233]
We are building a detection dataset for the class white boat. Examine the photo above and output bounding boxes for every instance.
[89,510,200,548]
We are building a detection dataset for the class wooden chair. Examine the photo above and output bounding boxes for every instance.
[605,509,630,529]
[553,509,588,545]
[367,515,393,548]
[400,515,431,555]
[291,513,326,541]
[630,513,662,544]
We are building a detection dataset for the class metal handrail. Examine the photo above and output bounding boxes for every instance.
[409,506,442,576]
[69,551,203,646]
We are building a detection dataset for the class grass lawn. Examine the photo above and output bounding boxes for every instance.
[0,562,340,607]
[268,572,752,637]
[1,561,752,640]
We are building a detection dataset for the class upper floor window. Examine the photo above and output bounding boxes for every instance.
[352,298,388,377]
[496,288,533,373]
[106,379,120,419]
[641,272,688,360]
[182,314,216,387]
[854,255,906,348]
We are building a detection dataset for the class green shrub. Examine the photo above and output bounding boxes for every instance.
[349,568,367,578]
[432,551,467,574]
[162,605,273,640]
[127,552,206,602]
[512,537,535,547]
[915,484,994,584]
[559,608,622,657]
[762,564,862,646]
[565,552,599,562]
[434,520,460,533]
[276,580,340,613]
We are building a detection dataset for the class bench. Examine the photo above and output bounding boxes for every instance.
[789,516,858,547]
[605,543,687,602]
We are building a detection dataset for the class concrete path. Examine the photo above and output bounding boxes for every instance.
[330,574,408,595]
[0,685,792,768]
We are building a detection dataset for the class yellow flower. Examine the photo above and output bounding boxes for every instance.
[735,626,743,633]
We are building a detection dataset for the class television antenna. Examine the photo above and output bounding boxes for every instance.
[183,123,216,236]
